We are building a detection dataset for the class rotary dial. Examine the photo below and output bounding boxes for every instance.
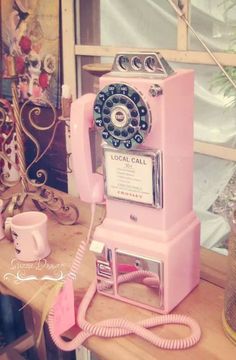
[93,83,151,149]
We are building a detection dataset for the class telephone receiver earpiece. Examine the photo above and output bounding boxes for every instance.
[71,93,104,204]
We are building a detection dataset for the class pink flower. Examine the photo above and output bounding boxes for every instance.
[39,72,49,90]
[19,36,32,54]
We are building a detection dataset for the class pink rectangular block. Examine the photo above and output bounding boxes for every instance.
[53,279,75,336]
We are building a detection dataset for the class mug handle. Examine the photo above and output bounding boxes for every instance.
[4,217,13,241]
[32,230,46,257]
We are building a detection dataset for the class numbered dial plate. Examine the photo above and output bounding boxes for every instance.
[94,83,151,149]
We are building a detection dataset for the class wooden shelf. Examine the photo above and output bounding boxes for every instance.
[82,63,111,77]
[0,186,235,359]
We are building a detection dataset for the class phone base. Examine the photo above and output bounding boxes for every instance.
[90,214,200,314]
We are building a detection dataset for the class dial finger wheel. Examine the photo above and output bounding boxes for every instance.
[94,83,151,149]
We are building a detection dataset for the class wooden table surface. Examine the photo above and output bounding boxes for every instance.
[0,187,236,360]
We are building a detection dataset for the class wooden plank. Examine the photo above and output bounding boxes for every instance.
[22,307,47,360]
[177,0,190,51]
[200,247,227,288]
[75,45,236,66]
[1,185,236,359]
[82,63,111,76]
[194,141,236,162]
[0,333,35,357]
[61,0,77,100]
[75,0,82,97]
[61,0,78,195]
[79,0,100,94]
[0,349,24,360]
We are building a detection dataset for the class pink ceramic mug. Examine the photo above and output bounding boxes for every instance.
[6,211,51,262]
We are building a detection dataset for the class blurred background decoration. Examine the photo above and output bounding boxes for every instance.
[0,83,79,225]
[1,0,60,107]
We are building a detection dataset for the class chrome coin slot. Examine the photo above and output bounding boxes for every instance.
[112,52,174,77]
[117,55,129,71]
[131,56,142,70]
[144,56,156,72]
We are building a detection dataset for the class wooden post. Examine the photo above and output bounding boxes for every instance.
[61,0,78,195]
[177,0,190,50]
[61,0,77,100]
[79,0,100,94]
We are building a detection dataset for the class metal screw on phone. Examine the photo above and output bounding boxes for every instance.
[149,84,163,97]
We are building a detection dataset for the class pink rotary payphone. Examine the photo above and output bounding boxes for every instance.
[71,52,200,314]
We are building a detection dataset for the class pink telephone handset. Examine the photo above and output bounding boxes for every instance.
[70,93,104,203]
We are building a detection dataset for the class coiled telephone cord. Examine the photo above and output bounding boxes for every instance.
[48,204,201,351]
